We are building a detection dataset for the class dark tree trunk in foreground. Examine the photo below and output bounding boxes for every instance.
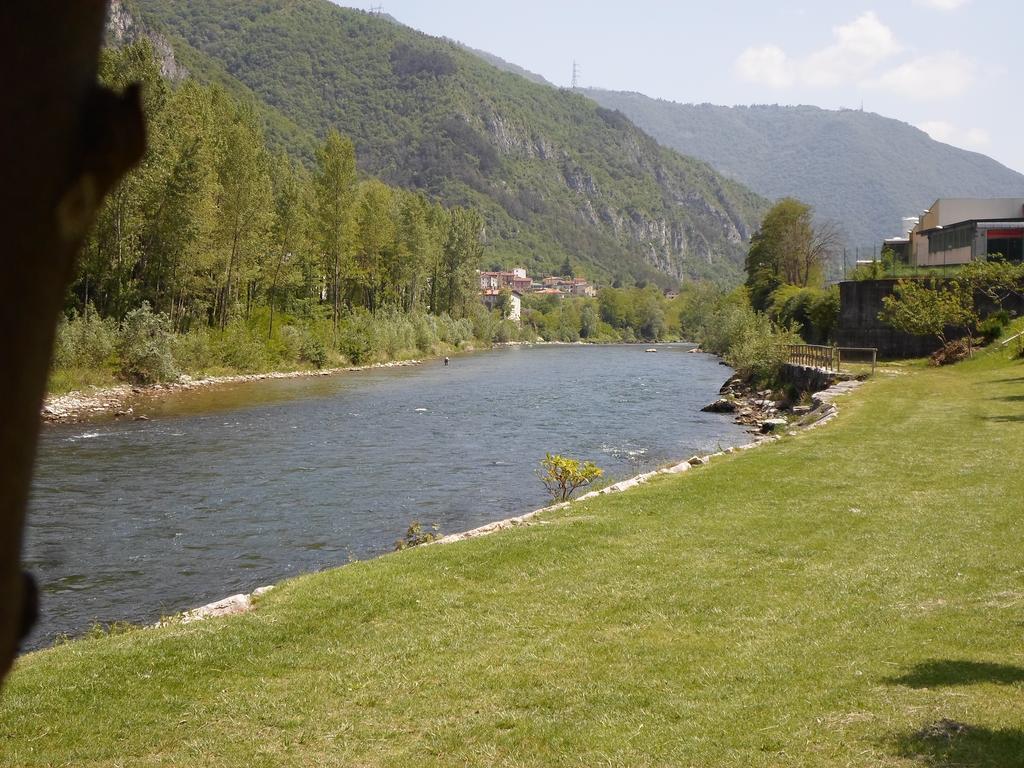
[0,2,145,686]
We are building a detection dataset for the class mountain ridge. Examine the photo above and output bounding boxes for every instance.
[128,0,768,286]
[583,90,1024,249]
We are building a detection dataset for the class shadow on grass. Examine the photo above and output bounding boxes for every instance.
[892,722,1024,767]
[991,394,1024,402]
[887,660,1024,688]
[980,414,1024,423]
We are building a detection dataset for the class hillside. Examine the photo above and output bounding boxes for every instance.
[584,91,1024,250]
[127,0,768,286]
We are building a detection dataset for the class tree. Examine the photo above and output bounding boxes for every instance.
[955,258,1024,309]
[495,287,513,319]
[745,198,840,309]
[352,179,396,313]
[268,153,311,337]
[438,207,484,317]
[314,129,357,335]
[538,454,603,502]
[210,94,273,329]
[879,279,976,350]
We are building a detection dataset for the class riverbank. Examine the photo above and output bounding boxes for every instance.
[40,339,689,424]
[41,359,426,424]
[145,375,855,623]
[8,343,1022,765]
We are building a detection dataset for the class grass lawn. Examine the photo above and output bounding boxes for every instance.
[4,346,1024,766]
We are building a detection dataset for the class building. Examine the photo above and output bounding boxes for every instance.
[907,198,1024,266]
[536,276,596,297]
[481,288,522,322]
[479,268,532,294]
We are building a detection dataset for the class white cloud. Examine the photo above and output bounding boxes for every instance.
[735,45,794,88]
[735,12,901,89]
[919,120,990,150]
[870,51,975,100]
[912,0,969,10]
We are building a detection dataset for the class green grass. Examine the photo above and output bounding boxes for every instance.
[46,366,121,396]
[5,347,1024,766]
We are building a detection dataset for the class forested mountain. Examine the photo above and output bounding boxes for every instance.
[583,91,1024,249]
[124,0,767,286]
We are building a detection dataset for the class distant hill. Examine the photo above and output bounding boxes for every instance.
[456,44,556,88]
[583,91,1024,250]
[127,0,768,286]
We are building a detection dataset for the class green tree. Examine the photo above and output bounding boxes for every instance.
[438,207,484,317]
[955,259,1024,309]
[211,94,273,329]
[879,279,976,350]
[267,152,311,337]
[745,198,839,309]
[579,303,599,339]
[314,129,358,334]
[352,179,397,313]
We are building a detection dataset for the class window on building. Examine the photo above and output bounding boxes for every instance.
[986,229,1024,261]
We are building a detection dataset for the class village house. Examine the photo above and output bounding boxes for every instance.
[478,267,530,322]
[479,268,532,294]
[538,275,596,297]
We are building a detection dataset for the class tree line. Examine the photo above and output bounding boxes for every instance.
[71,40,486,344]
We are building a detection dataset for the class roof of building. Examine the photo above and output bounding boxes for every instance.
[918,217,1024,235]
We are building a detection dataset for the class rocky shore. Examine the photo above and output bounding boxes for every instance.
[41,361,423,424]
[701,373,860,435]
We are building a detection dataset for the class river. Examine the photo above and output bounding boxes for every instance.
[24,344,750,650]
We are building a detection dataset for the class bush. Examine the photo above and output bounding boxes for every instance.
[808,287,840,343]
[171,325,215,373]
[977,310,1010,345]
[216,319,269,372]
[768,285,838,344]
[299,332,327,368]
[52,306,118,370]
[394,521,441,551]
[339,310,375,365]
[538,453,603,502]
[118,303,177,384]
[723,309,800,385]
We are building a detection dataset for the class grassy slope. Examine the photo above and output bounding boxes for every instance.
[5,350,1024,766]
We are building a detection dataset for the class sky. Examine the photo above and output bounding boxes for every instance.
[331,0,1024,175]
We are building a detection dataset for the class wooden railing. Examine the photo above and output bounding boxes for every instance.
[787,345,878,375]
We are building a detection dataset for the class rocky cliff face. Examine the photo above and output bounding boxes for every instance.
[106,0,189,82]
[477,106,753,279]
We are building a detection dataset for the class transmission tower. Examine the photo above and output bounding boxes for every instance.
[369,4,383,14]
[571,60,581,90]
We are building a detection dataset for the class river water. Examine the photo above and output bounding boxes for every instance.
[25,344,749,650]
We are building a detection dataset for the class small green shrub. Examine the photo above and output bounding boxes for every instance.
[216,319,269,372]
[118,303,177,384]
[394,521,441,551]
[172,326,215,373]
[977,310,1010,344]
[538,453,603,503]
[299,332,328,368]
[53,306,117,370]
[723,309,800,385]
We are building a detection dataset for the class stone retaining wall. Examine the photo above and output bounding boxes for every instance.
[836,278,1024,359]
